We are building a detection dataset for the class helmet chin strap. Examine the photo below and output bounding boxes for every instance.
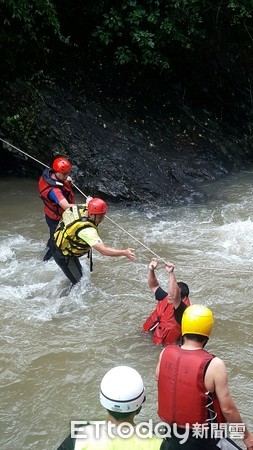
[94,214,99,226]
[87,214,98,226]
[53,173,65,185]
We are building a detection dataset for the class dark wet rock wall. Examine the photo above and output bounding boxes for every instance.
[1,67,253,206]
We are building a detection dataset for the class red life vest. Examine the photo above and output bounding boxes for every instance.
[158,345,225,427]
[39,168,75,220]
[143,296,190,345]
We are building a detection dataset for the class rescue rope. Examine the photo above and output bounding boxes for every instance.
[1,137,253,273]
[1,138,49,168]
[0,137,167,263]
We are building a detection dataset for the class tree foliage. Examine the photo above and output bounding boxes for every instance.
[87,0,252,124]
[90,0,253,70]
[1,0,252,74]
[93,0,205,69]
[0,0,65,76]
[0,0,252,122]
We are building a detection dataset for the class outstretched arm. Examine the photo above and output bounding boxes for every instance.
[93,241,136,261]
[148,258,160,294]
[165,262,181,308]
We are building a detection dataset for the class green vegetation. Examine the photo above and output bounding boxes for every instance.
[1,0,252,73]
[0,0,66,75]
[0,0,252,132]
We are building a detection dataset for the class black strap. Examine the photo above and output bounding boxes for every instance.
[87,249,93,272]
[216,437,243,449]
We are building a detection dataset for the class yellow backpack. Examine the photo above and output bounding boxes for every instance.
[54,204,97,257]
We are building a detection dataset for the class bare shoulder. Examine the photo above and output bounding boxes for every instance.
[209,356,225,368]
[205,356,228,392]
[207,356,228,379]
[155,348,165,380]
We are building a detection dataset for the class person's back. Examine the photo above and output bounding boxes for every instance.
[79,435,161,450]
[54,204,97,257]
[71,423,161,450]
[156,305,253,450]
[57,366,161,450]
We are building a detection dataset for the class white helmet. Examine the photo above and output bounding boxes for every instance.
[100,366,145,413]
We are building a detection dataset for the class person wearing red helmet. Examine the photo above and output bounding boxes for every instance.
[52,157,72,173]
[53,198,136,285]
[38,156,75,261]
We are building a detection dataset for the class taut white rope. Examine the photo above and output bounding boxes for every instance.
[1,137,252,272]
[0,137,166,262]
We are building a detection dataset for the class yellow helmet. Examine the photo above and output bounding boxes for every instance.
[182,305,214,338]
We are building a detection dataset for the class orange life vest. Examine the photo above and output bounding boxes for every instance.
[143,296,190,345]
[39,168,75,220]
[158,345,225,427]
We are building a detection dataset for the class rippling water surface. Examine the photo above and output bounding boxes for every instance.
[0,173,253,449]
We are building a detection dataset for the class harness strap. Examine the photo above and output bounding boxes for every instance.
[87,249,93,272]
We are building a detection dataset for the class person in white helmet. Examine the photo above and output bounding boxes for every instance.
[57,366,161,449]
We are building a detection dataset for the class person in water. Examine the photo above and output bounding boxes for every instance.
[143,258,190,345]
[38,156,75,261]
[52,198,136,285]
[156,304,253,450]
[57,365,162,450]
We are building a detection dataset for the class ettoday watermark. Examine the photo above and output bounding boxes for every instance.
[71,420,245,442]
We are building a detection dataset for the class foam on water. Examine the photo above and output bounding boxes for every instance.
[0,175,253,449]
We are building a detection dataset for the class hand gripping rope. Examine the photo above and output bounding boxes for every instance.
[1,137,253,274]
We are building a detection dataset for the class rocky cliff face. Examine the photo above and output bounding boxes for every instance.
[1,65,252,206]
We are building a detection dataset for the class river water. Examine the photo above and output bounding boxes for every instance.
[0,172,253,450]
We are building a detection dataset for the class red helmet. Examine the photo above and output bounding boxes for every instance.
[88,198,108,215]
[52,157,72,173]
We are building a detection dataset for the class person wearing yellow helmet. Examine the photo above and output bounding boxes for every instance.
[181,303,214,337]
[156,305,253,450]
[56,366,161,450]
